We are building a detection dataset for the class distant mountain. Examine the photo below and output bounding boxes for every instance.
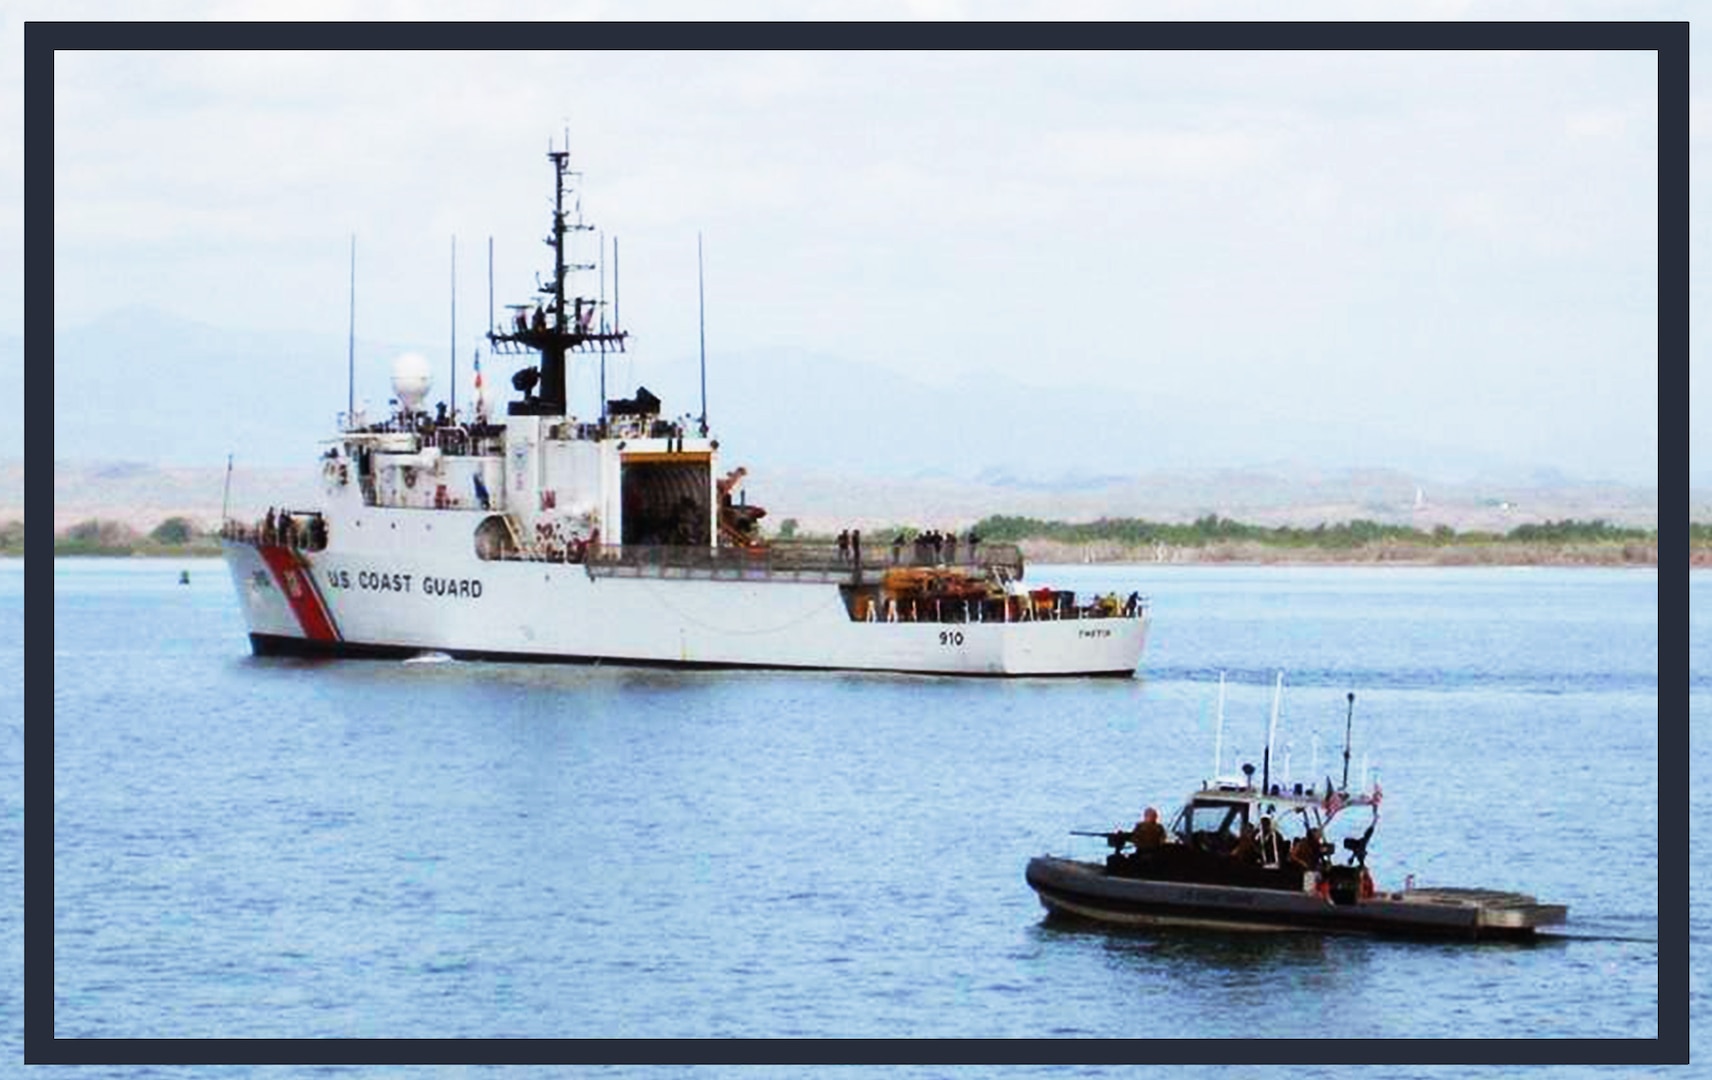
[50,307,1623,491]
[53,308,443,468]
[32,457,1657,538]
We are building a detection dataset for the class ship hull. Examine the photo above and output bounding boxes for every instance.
[224,536,1147,677]
[1025,856,1566,941]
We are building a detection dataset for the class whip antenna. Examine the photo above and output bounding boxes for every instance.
[221,453,234,525]
[1262,671,1283,795]
[346,234,356,427]
[449,235,457,420]
[1212,671,1226,780]
[698,232,708,436]
[1341,691,1355,792]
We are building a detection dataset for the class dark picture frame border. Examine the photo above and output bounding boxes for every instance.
[26,18,1683,1067]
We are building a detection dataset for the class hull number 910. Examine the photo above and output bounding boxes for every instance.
[939,630,965,647]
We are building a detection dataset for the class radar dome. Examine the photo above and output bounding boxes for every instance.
[390,352,433,411]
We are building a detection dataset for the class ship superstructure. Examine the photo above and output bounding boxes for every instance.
[220,148,1150,676]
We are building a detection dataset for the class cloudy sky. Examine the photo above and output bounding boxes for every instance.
[20,3,1679,486]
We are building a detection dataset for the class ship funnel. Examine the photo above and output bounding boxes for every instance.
[391,352,433,412]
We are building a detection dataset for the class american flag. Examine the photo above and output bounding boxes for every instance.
[1323,789,1345,816]
[1371,782,1383,808]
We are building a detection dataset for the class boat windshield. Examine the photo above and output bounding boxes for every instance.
[1177,799,1249,855]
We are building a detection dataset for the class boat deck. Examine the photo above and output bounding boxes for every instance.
[1393,886,1569,933]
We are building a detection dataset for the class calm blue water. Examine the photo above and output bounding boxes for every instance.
[18,559,1677,1072]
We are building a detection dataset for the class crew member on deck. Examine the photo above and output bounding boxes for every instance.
[1291,828,1325,871]
[1233,821,1259,863]
[1130,807,1167,850]
[1258,816,1282,866]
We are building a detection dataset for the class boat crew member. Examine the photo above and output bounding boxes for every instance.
[1130,807,1167,850]
[1291,828,1325,871]
[1257,816,1283,866]
[263,508,276,545]
[1233,821,1259,863]
[837,529,850,560]
[892,533,905,564]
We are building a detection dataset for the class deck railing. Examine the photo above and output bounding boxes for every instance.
[585,540,1026,582]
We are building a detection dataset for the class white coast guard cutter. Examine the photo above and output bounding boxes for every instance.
[220,147,1150,677]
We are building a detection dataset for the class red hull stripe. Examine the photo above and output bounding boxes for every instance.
[258,545,341,642]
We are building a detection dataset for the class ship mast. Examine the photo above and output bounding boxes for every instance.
[489,145,626,416]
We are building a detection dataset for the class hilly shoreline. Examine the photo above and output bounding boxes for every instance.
[20,459,1659,566]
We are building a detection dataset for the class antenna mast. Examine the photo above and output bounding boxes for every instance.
[221,453,234,524]
[449,235,457,420]
[1341,691,1356,792]
[697,232,708,436]
[346,234,356,427]
[486,144,627,417]
[1262,671,1283,795]
[1212,671,1226,779]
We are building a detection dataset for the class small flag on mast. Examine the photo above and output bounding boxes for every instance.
[1323,777,1345,817]
[472,350,486,420]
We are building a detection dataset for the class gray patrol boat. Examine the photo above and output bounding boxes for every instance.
[1026,680,1568,942]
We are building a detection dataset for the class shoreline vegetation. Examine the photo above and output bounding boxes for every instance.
[11,513,1664,566]
[975,514,1659,568]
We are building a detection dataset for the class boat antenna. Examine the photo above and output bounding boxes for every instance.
[603,236,617,428]
[346,233,356,428]
[487,235,495,339]
[449,235,457,421]
[599,229,607,419]
[1212,671,1226,779]
[697,232,708,436]
[220,452,234,525]
[1262,671,1283,795]
[1341,691,1355,792]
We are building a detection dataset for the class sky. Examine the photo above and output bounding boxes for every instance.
[21,2,1680,487]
